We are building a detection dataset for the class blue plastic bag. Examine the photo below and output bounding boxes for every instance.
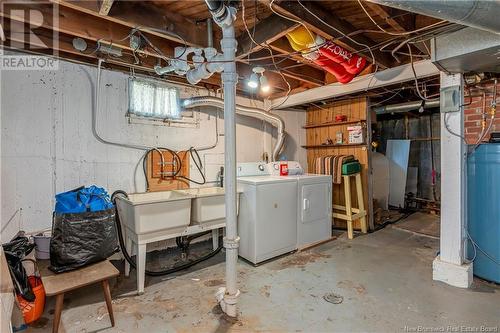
[55,186,114,214]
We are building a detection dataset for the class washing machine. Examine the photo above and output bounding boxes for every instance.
[237,162,298,264]
[267,162,332,248]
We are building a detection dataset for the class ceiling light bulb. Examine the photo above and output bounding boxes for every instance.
[248,73,259,89]
[418,100,425,113]
[260,75,270,93]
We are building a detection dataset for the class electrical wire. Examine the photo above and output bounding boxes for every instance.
[356,0,447,36]
[444,112,466,143]
[469,82,498,153]
[142,147,207,191]
[296,0,377,69]
[467,231,500,266]
[243,0,292,107]
[407,44,434,102]
[460,82,473,108]
[268,0,316,44]
[370,88,404,107]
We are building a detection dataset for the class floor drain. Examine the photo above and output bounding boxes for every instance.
[323,292,344,304]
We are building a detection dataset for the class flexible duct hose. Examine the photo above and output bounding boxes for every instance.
[182,96,286,161]
[111,190,223,277]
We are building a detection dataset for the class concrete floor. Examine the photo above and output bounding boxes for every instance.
[393,212,440,238]
[25,226,499,333]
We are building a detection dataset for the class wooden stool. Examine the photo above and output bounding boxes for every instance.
[332,172,368,239]
[41,260,119,333]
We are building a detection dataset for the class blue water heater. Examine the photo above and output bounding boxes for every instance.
[467,144,500,283]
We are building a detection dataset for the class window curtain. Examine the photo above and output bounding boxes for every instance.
[128,79,181,119]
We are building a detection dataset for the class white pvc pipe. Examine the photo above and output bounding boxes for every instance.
[219,22,240,318]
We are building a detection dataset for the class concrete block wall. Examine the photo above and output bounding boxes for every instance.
[0,59,306,242]
[464,81,500,144]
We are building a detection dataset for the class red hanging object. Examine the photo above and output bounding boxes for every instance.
[313,54,354,84]
[319,41,367,75]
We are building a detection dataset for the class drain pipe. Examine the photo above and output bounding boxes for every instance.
[207,18,214,48]
[205,0,240,318]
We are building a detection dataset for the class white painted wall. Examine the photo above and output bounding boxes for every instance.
[273,109,307,168]
[1,59,305,242]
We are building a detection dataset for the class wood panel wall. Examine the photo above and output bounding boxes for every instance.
[304,97,370,229]
[146,150,190,191]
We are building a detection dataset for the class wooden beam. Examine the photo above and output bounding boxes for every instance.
[54,0,207,46]
[1,2,177,59]
[262,0,392,69]
[237,14,298,59]
[271,60,439,108]
[237,62,302,93]
[2,20,226,90]
[269,38,326,72]
[98,0,115,16]
[363,2,407,33]
[243,49,325,87]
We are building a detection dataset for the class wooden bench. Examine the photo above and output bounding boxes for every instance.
[40,260,119,333]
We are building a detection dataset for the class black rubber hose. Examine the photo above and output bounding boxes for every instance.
[175,230,212,251]
[143,147,206,190]
[111,190,223,277]
[371,210,416,232]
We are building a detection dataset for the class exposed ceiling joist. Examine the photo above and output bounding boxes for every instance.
[362,2,407,33]
[270,60,439,108]
[1,2,176,58]
[2,4,295,95]
[53,0,208,46]
[98,0,115,16]
[268,38,326,72]
[2,19,225,89]
[237,64,301,93]
[242,49,325,87]
[262,0,393,69]
[236,14,298,59]
[361,2,430,55]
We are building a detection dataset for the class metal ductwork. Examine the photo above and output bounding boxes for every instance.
[182,96,286,162]
[366,0,500,34]
[373,99,440,115]
[431,27,500,73]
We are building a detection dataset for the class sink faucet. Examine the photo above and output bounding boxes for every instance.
[217,166,224,187]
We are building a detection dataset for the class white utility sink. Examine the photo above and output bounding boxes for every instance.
[115,191,194,235]
[174,187,240,225]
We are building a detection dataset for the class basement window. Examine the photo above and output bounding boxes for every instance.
[128,79,181,120]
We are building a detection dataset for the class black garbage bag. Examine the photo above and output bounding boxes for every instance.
[49,208,119,273]
[2,236,36,301]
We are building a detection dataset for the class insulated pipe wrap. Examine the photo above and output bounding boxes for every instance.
[182,96,285,161]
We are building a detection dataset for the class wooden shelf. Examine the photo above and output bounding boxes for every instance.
[301,143,367,149]
[302,119,366,129]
